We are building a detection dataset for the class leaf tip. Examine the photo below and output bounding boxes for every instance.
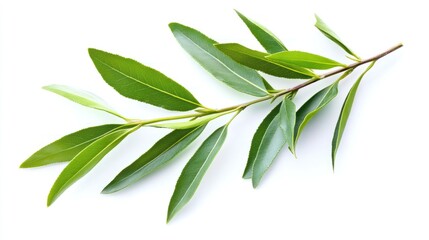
[100,183,117,194]
[251,177,260,189]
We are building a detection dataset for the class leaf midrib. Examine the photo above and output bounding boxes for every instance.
[225,45,314,76]
[252,115,280,180]
[112,126,203,186]
[36,125,121,163]
[51,128,132,202]
[169,127,226,216]
[177,31,267,94]
[297,83,338,138]
[92,56,201,108]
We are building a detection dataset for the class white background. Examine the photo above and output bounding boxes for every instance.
[1,0,428,239]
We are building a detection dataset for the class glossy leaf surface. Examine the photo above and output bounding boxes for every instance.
[315,15,359,59]
[332,62,375,168]
[47,126,137,206]
[267,51,346,70]
[169,23,268,97]
[215,43,315,79]
[103,125,205,193]
[279,98,296,155]
[252,111,286,188]
[20,124,123,168]
[293,82,339,153]
[88,48,201,111]
[167,125,227,222]
[235,10,287,53]
[243,103,281,179]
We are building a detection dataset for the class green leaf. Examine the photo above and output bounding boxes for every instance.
[88,48,201,111]
[20,124,125,168]
[315,15,359,59]
[279,97,296,155]
[243,103,281,179]
[43,84,127,120]
[47,126,138,206]
[293,81,339,153]
[252,110,286,188]
[149,111,232,129]
[102,125,205,193]
[332,62,375,168]
[169,23,268,97]
[215,43,316,79]
[267,51,346,70]
[235,10,287,53]
[167,125,228,222]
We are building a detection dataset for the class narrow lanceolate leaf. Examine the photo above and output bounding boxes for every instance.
[43,85,126,120]
[149,111,232,129]
[243,104,281,179]
[103,125,205,194]
[20,124,124,168]
[315,15,359,59]
[47,126,137,206]
[252,111,286,188]
[332,62,375,168]
[267,51,346,70]
[293,81,339,153]
[169,23,268,97]
[215,43,315,79]
[235,10,287,53]
[167,125,228,222]
[88,48,201,111]
[279,97,296,155]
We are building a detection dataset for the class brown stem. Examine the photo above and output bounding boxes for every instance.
[135,43,403,125]
[218,43,403,112]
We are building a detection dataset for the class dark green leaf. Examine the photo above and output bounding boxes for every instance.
[267,51,346,70]
[88,48,201,111]
[20,124,124,168]
[279,97,296,155]
[315,15,359,59]
[103,125,205,194]
[215,43,316,79]
[169,23,268,97]
[252,111,286,188]
[293,81,339,153]
[235,10,287,53]
[243,103,281,179]
[47,126,138,206]
[167,125,228,222]
[332,62,375,168]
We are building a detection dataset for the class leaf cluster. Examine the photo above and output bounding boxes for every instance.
[21,11,401,222]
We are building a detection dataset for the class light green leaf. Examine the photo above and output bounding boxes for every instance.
[149,111,233,129]
[293,81,339,153]
[169,23,268,97]
[20,124,125,168]
[47,126,138,206]
[315,15,359,59]
[267,51,346,70]
[102,125,205,193]
[88,48,201,111]
[215,43,316,79]
[279,97,296,155]
[332,62,375,168]
[43,84,126,120]
[252,110,286,188]
[167,125,228,222]
[235,10,287,53]
[243,103,281,179]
